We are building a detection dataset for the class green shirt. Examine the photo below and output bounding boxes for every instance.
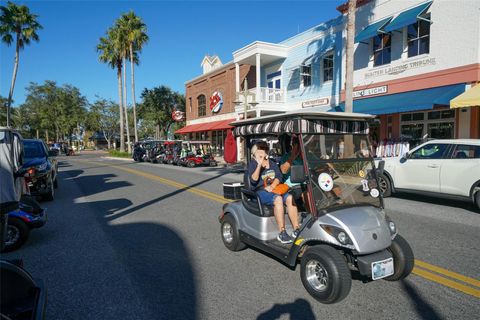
[280,152,304,187]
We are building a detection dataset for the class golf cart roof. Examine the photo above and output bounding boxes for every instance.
[232,110,374,137]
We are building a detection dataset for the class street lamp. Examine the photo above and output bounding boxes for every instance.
[234,79,258,120]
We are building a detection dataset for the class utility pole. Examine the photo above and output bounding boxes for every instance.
[345,0,357,113]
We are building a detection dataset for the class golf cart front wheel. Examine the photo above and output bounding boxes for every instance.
[384,234,414,281]
[378,173,392,197]
[2,218,30,253]
[221,214,246,252]
[187,160,195,168]
[300,245,351,304]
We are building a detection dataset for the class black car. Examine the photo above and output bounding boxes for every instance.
[22,139,58,201]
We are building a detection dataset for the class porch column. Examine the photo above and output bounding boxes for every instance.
[235,63,240,93]
[255,53,261,101]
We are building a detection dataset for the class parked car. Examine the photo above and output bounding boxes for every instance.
[377,139,480,209]
[2,196,47,252]
[22,139,59,201]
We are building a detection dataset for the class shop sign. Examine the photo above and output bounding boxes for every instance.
[364,57,436,80]
[302,97,330,108]
[210,91,223,113]
[172,110,185,122]
[353,86,388,98]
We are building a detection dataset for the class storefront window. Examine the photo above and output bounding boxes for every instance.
[301,64,312,87]
[400,109,455,147]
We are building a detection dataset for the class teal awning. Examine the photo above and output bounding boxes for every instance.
[384,1,433,32]
[337,84,466,115]
[355,17,393,44]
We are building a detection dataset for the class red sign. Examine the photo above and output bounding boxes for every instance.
[172,110,185,122]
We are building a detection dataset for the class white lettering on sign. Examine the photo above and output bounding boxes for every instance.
[364,58,436,80]
[302,98,330,108]
[353,86,388,98]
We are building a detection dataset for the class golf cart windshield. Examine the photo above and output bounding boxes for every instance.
[302,134,382,212]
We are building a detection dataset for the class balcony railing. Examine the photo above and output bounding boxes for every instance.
[249,87,285,103]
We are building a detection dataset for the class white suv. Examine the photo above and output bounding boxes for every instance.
[377,139,480,209]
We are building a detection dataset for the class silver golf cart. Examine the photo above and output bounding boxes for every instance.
[218,111,414,304]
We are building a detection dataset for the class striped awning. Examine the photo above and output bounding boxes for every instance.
[233,119,369,136]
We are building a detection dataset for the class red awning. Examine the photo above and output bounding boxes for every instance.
[175,118,235,134]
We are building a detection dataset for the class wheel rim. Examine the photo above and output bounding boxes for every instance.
[305,259,329,292]
[5,225,20,246]
[378,176,388,194]
[222,223,234,243]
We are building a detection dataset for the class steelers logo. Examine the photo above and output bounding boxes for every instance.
[318,173,334,192]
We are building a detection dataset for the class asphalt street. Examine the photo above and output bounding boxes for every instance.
[5,151,480,320]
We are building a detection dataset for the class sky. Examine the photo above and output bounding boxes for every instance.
[1,0,344,106]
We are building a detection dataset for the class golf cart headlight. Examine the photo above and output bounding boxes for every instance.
[337,231,348,244]
[385,215,396,235]
[321,225,353,246]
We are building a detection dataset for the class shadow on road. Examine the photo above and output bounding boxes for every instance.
[257,298,316,320]
[401,279,442,320]
[59,166,198,319]
[392,192,477,212]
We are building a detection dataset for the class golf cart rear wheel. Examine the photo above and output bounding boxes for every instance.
[187,160,195,168]
[475,191,480,211]
[300,245,351,304]
[43,177,55,201]
[378,173,392,197]
[209,161,217,167]
[2,218,30,253]
[221,215,246,252]
[384,234,414,281]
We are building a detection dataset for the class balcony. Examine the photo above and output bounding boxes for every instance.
[250,87,285,103]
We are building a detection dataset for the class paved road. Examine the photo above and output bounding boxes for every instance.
[5,152,480,319]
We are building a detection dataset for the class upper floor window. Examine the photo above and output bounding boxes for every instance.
[301,64,312,87]
[323,54,334,82]
[197,95,206,117]
[189,97,192,113]
[407,13,431,57]
[373,33,391,66]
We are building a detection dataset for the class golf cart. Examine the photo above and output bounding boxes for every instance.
[180,141,217,168]
[1,127,47,319]
[218,111,414,304]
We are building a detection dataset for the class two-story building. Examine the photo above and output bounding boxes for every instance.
[338,0,480,149]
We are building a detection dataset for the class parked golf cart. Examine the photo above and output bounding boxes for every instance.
[218,110,414,304]
[1,126,47,319]
[181,141,217,168]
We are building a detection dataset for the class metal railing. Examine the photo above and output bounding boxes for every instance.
[242,87,285,103]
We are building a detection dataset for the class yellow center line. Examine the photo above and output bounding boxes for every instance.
[414,259,480,288]
[74,158,480,298]
[412,267,480,298]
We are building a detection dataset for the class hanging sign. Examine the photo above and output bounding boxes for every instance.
[210,91,223,113]
[172,110,185,122]
[302,97,330,108]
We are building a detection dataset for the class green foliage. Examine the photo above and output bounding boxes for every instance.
[108,150,131,158]
[138,86,185,138]
[87,98,119,147]
[0,1,42,50]
[15,81,88,141]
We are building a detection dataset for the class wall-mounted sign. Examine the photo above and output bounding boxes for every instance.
[364,58,436,80]
[353,86,388,98]
[302,97,330,108]
[210,91,223,113]
[172,110,185,122]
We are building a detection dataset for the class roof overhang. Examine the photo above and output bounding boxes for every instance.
[233,41,288,65]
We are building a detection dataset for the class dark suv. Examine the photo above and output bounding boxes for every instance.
[22,139,58,201]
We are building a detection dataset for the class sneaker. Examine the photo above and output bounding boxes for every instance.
[292,228,300,239]
[277,230,292,244]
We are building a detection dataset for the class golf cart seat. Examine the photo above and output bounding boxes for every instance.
[241,172,278,217]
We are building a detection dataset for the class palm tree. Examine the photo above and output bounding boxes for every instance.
[345,0,357,113]
[97,28,125,152]
[0,1,42,127]
[117,11,149,143]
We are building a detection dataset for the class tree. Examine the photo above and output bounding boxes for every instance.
[139,86,185,140]
[97,28,125,151]
[117,11,149,143]
[0,1,42,127]
[87,98,119,149]
[344,0,357,113]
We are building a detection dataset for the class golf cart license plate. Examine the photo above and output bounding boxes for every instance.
[371,258,394,280]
